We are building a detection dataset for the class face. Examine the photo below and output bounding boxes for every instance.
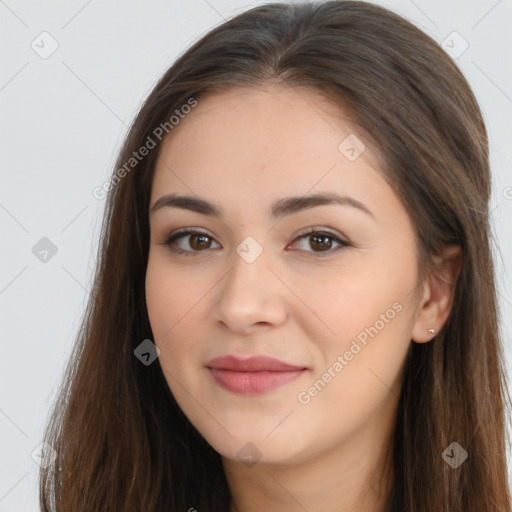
[145,84,422,466]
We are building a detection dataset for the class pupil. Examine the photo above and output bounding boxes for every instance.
[191,234,209,250]
[312,235,331,251]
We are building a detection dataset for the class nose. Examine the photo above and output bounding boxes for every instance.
[211,247,288,334]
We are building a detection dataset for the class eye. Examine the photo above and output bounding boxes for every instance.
[161,229,220,256]
[288,227,350,256]
[160,227,350,257]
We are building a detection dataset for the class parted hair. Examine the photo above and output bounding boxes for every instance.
[40,1,512,510]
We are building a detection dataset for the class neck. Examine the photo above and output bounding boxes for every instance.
[223,412,395,512]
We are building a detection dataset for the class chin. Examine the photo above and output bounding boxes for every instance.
[199,427,313,467]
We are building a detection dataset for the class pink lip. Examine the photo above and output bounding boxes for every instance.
[205,355,308,394]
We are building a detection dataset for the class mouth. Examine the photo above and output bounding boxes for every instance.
[205,354,308,395]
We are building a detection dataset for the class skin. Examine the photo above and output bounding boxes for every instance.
[145,84,462,512]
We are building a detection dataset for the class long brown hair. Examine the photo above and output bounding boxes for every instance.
[39,1,512,510]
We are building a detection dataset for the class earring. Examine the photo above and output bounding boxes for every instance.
[428,328,436,334]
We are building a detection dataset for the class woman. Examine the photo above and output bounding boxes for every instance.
[39,1,512,510]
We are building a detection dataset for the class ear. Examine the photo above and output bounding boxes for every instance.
[411,244,463,343]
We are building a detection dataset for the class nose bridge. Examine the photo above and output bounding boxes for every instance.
[212,235,286,330]
[226,235,274,296]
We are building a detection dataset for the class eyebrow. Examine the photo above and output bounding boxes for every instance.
[150,192,374,220]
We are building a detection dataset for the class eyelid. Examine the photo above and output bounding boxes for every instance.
[294,226,349,243]
[163,227,213,245]
[289,226,351,256]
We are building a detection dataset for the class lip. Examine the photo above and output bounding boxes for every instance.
[206,355,306,372]
[205,355,308,394]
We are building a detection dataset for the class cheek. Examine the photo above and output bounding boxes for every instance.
[289,277,410,455]
[145,256,208,381]
[294,266,400,348]
[297,266,413,398]
[145,260,189,383]
[145,254,200,337]
[145,261,172,338]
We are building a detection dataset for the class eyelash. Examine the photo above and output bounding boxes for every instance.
[160,227,351,258]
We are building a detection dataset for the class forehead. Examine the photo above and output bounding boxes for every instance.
[150,84,398,219]
[158,84,376,160]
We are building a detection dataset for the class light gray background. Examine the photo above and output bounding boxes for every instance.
[1,0,511,510]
